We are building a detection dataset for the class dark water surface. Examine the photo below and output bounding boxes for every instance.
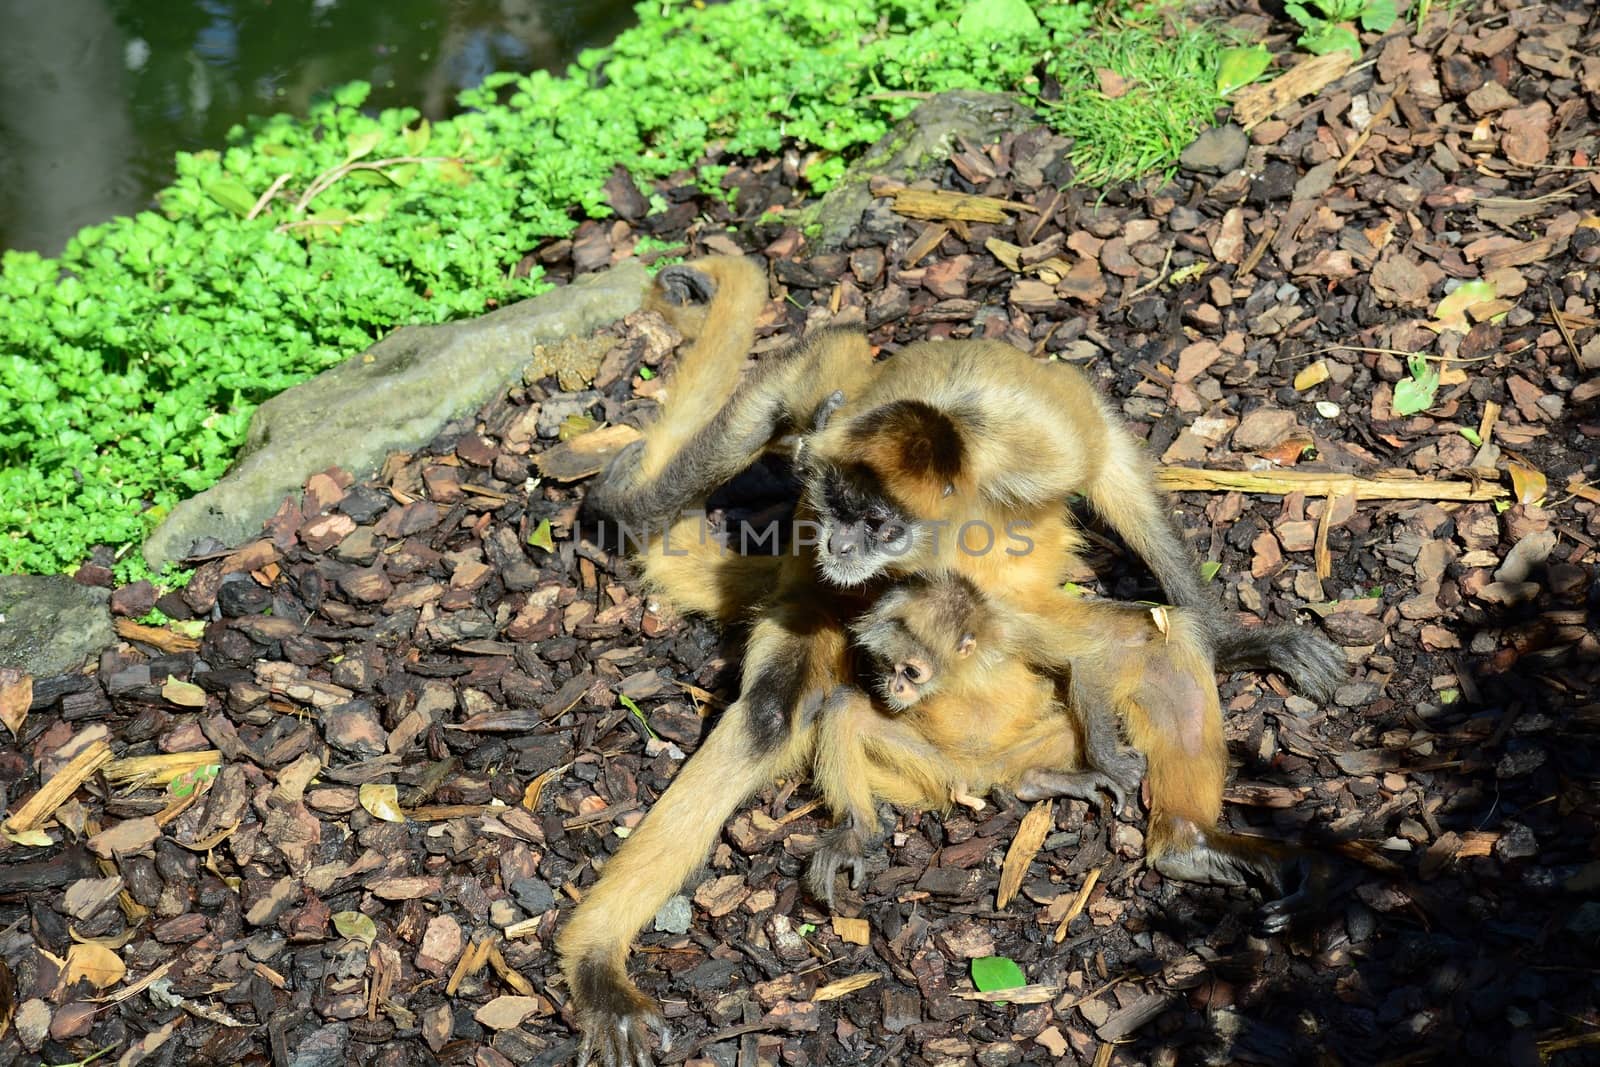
[0,0,637,255]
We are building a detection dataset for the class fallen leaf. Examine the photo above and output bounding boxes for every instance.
[527,519,555,553]
[1429,279,1499,333]
[333,911,378,945]
[359,783,406,823]
[0,670,29,738]
[1218,45,1272,95]
[1508,461,1547,505]
[1293,361,1330,390]
[64,943,126,990]
[971,956,1027,998]
[1096,68,1131,98]
[160,678,207,708]
[474,994,543,1030]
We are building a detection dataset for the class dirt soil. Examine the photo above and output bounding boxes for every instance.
[4,1,1600,1064]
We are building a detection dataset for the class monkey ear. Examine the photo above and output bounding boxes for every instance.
[956,633,976,657]
[813,390,847,432]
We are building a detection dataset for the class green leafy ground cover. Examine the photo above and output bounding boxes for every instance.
[0,0,1237,578]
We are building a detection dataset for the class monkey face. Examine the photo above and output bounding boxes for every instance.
[799,459,922,587]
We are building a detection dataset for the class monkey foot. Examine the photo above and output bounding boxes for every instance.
[1150,831,1332,935]
[655,264,716,307]
[1014,766,1135,815]
[571,959,669,1067]
[806,823,870,911]
[1256,853,1333,936]
[949,786,987,812]
[1088,748,1146,816]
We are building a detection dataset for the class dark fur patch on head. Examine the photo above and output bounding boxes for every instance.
[745,646,811,753]
[815,462,896,525]
[847,400,965,486]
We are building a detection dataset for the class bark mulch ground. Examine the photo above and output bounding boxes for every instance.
[4,1,1600,1064]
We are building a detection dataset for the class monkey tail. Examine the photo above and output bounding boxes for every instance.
[638,256,768,481]
[557,701,795,981]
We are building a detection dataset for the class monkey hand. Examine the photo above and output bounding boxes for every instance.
[1014,765,1140,816]
[1091,747,1148,817]
[655,263,717,307]
[570,958,669,1067]
[806,821,870,911]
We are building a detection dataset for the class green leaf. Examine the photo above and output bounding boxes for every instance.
[971,956,1027,999]
[1300,22,1362,57]
[1392,355,1439,416]
[332,911,378,945]
[168,763,220,798]
[1430,279,1497,333]
[206,179,256,217]
[1359,0,1399,31]
[620,693,659,742]
[1458,427,1482,447]
[1217,46,1272,95]
[637,366,655,380]
[528,519,555,552]
[1199,560,1223,583]
[402,119,432,156]
[957,0,1041,37]
[346,129,383,161]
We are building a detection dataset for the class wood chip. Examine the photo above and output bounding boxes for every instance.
[113,618,200,653]
[887,188,1037,224]
[831,916,870,946]
[812,972,881,1002]
[4,739,112,833]
[1052,867,1102,943]
[996,800,1052,910]
[1154,467,1508,501]
[1232,52,1354,128]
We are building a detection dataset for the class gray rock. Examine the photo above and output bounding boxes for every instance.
[807,91,1035,249]
[143,261,648,571]
[1494,529,1557,584]
[287,1023,350,1067]
[511,877,556,916]
[1179,124,1248,175]
[653,894,692,935]
[0,575,115,675]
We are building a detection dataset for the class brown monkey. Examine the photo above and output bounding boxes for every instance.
[562,257,1330,1066]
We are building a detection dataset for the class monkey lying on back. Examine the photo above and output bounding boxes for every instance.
[814,571,1250,905]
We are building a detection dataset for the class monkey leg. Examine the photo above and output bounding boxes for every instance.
[1077,421,1347,703]
[635,513,781,623]
[559,612,839,1067]
[1119,615,1328,930]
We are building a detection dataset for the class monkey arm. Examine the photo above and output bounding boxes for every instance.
[558,704,792,1067]
[558,606,841,1067]
[806,685,961,908]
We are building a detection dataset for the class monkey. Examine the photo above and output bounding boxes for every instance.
[848,570,1145,801]
[560,256,1333,1066]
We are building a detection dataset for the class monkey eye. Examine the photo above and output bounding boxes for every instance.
[877,522,903,542]
[942,482,955,497]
